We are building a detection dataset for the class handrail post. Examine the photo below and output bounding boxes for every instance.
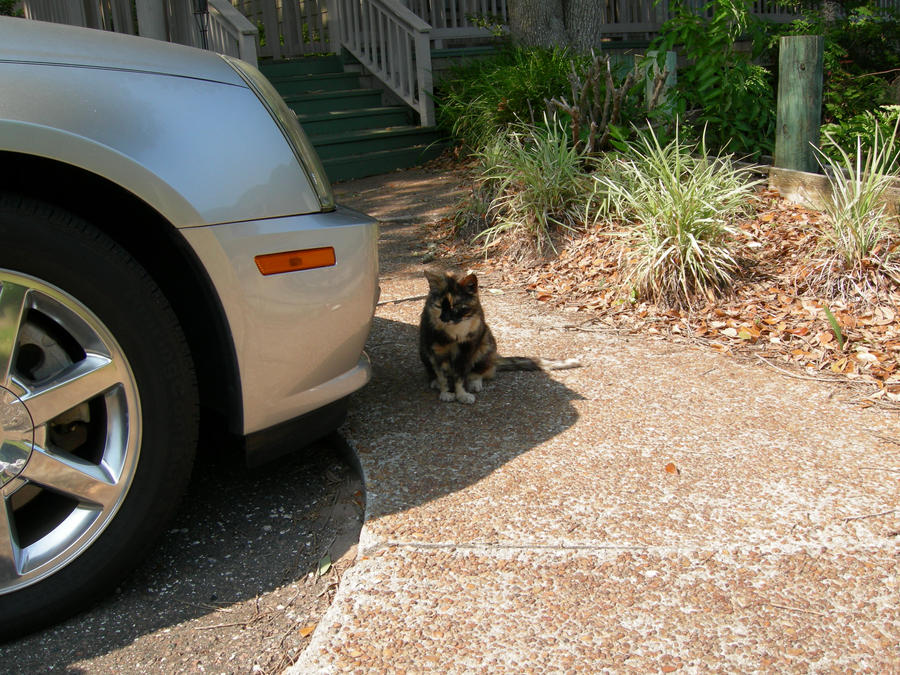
[414,26,435,125]
[326,0,341,54]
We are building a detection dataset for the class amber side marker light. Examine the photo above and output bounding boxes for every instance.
[255,247,336,276]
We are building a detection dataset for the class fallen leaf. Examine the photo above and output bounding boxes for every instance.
[317,553,332,578]
[665,462,680,475]
[299,623,317,638]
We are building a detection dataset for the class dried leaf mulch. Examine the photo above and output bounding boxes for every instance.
[426,185,900,410]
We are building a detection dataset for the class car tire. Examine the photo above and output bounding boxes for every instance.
[0,193,199,640]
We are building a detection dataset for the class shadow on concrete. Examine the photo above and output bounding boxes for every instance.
[342,315,584,522]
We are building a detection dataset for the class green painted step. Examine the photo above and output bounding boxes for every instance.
[311,126,443,161]
[323,143,447,183]
[296,106,412,136]
[258,55,345,76]
[282,88,384,116]
[265,71,362,96]
[261,54,451,181]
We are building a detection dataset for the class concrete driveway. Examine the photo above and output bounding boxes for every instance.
[289,169,899,673]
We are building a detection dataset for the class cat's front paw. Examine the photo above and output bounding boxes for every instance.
[456,391,476,404]
[439,391,456,402]
[468,377,483,393]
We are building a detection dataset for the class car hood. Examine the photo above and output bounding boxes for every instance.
[0,16,244,86]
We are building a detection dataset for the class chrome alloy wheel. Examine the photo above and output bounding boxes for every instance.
[0,270,141,594]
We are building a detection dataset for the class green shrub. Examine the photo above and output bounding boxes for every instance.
[651,0,776,157]
[0,1,19,16]
[435,47,587,151]
[596,125,764,306]
[820,105,900,164]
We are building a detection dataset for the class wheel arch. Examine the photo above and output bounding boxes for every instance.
[0,151,244,435]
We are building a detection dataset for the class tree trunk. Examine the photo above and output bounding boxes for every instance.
[508,0,568,49]
[563,0,605,52]
[508,0,604,52]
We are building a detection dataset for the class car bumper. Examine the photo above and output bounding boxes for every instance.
[179,206,379,435]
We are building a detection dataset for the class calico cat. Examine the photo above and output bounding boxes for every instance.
[419,269,579,404]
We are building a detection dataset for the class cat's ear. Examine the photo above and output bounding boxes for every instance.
[459,273,478,295]
[424,269,446,292]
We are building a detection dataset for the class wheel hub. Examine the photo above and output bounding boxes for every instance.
[0,384,34,486]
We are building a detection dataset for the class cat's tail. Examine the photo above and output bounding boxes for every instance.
[496,356,581,371]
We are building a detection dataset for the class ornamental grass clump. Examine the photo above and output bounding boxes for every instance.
[597,126,763,307]
[472,117,598,257]
[810,118,900,300]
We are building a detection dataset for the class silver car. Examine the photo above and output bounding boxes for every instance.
[0,17,378,638]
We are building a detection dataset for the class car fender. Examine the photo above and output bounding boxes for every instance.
[0,62,321,226]
[0,119,203,227]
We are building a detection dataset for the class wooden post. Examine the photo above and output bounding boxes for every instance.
[414,27,435,126]
[326,0,341,54]
[774,35,824,173]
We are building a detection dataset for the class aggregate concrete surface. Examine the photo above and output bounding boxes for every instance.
[286,168,900,673]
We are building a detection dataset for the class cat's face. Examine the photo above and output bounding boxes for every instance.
[424,270,481,326]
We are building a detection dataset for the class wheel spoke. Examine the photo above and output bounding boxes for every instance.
[20,446,118,508]
[0,280,28,386]
[0,497,21,583]
[21,354,120,427]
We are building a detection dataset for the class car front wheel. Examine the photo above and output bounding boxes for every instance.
[0,194,198,640]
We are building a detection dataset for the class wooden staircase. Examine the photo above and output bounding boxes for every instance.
[259,55,446,183]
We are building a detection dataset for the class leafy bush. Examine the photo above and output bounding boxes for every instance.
[820,105,900,163]
[435,47,584,151]
[464,118,598,256]
[0,1,19,16]
[596,126,764,306]
[651,0,776,157]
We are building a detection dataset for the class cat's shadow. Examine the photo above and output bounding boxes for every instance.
[343,316,585,519]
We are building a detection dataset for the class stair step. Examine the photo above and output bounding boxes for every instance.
[431,45,501,60]
[310,126,443,161]
[297,106,413,136]
[283,88,384,115]
[323,143,448,183]
[258,54,345,77]
[265,71,362,95]
[262,54,450,180]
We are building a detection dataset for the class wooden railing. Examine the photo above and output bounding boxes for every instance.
[20,0,258,66]
[209,0,259,66]
[334,0,435,125]
[404,0,508,40]
[230,0,333,60]
[21,0,134,33]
